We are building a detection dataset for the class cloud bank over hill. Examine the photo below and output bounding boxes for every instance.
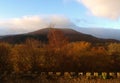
[0,14,120,40]
[77,0,120,20]
[0,15,75,35]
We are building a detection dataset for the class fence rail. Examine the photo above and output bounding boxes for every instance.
[0,71,120,79]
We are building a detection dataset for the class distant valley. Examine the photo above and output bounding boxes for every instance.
[74,27,120,40]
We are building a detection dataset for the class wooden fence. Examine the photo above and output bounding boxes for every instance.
[1,71,120,79]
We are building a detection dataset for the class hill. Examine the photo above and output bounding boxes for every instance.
[0,28,119,44]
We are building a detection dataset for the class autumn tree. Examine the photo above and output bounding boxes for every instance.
[108,43,120,71]
[46,28,69,71]
[25,38,47,71]
[67,41,91,57]
[11,38,46,73]
[78,45,112,72]
[0,42,12,72]
[11,44,32,73]
[47,28,68,50]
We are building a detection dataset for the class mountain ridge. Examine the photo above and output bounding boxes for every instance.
[0,28,119,44]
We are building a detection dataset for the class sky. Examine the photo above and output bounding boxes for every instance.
[0,0,120,35]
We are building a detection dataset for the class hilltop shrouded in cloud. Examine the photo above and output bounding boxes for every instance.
[0,15,75,35]
[78,0,120,20]
[0,14,120,40]
[0,0,120,40]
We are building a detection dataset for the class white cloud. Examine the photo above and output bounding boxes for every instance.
[77,0,120,20]
[0,15,74,35]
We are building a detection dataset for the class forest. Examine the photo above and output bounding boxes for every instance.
[0,29,120,74]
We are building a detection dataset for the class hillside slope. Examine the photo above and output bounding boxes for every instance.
[0,28,119,44]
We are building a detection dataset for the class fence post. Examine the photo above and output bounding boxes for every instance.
[117,72,120,78]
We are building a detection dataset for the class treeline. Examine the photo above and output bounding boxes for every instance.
[0,29,120,73]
